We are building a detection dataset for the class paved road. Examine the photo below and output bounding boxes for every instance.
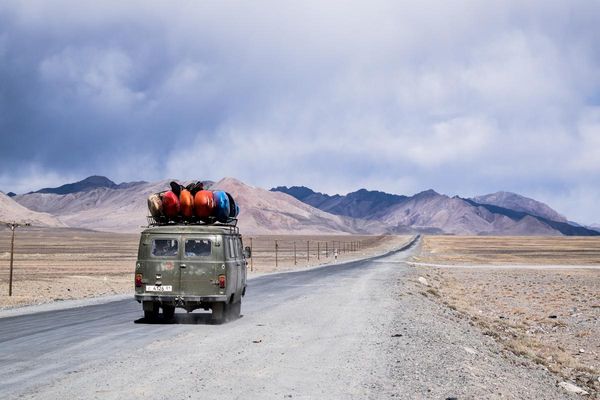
[0,238,575,399]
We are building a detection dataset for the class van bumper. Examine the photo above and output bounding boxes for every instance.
[134,294,228,303]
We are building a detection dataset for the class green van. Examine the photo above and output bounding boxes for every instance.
[134,224,249,323]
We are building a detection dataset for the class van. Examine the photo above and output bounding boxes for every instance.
[134,224,249,323]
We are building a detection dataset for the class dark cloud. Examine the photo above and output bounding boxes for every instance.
[0,1,599,223]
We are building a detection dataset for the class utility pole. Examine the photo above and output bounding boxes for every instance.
[5,222,30,296]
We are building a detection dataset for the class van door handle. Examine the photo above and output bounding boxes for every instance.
[180,264,187,268]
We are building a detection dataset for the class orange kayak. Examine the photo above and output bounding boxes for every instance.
[194,190,215,218]
[180,189,194,218]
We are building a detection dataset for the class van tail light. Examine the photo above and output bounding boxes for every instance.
[135,273,143,287]
[218,275,226,289]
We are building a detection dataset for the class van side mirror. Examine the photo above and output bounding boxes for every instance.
[244,246,252,258]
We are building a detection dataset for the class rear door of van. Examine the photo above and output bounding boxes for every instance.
[180,235,221,296]
[142,235,181,295]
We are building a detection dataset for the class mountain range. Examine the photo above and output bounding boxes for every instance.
[271,186,599,236]
[1,176,598,236]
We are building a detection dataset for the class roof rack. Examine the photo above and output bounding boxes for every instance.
[146,215,238,230]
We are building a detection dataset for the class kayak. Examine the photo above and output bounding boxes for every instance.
[194,190,215,218]
[226,192,239,218]
[180,189,194,218]
[147,193,163,218]
[213,191,230,222]
[162,191,180,219]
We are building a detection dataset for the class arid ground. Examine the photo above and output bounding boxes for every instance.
[412,235,600,396]
[2,230,598,395]
[0,227,408,309]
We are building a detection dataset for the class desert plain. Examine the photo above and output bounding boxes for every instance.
[413,235,600,395]
[1,229,599,396]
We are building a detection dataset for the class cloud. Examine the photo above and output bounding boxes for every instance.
[1,1,600,223]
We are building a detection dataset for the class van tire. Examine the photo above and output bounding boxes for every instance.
[162,305,175,320]
[211,302,226,323]
[228,300,241,320]
[144,303,159,321]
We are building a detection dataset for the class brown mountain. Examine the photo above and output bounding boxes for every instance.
[372,190,559,236]
[210,178,381,234]
[14,177,374,234]
[472,191,567,223]
[0,192,65,227]
[15,180,168,232]
[274,185,599,236]
[271,186,407,219]
[12,176,596,236]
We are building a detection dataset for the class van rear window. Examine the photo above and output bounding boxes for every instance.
[185,239,212,257]
[152,239,179,257]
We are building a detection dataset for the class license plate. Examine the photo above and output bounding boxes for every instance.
[146,285,172,292]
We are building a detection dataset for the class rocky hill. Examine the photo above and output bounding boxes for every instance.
[9,176,598,235]
[271,186,406,219]
[274,186,598,236]
[32,175,120,195]
[215,179,382,235]
[0,192,65,227]
[471,191,567,223]
[16,180,169,232]
[14,177,373,234]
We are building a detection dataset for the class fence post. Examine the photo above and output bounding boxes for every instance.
[307,240,310,263]
[250,237,253,272]
[8,225,15,296]
[275,240,278,269]
[317,242,320,260]
[326,241,328,258]
[294,241,297,265]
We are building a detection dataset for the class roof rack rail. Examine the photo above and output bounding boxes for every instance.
[146,215,238,229]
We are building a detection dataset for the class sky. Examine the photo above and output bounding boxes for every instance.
[0,1,599,224]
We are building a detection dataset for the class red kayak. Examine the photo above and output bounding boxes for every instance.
[162,191,180,219]
[194,190,215,218]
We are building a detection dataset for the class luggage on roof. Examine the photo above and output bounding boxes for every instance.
[146,181,239,226]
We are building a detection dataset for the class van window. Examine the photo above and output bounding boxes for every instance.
[185,239,212,257]
[152,239,178,257]
[234,237,242,257]
[227,237,235,258]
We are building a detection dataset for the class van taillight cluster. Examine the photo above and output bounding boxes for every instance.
[218,275,226,288]
[135,274,143,287]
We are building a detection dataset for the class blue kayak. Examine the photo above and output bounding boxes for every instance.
[213,191,231,222]
[226,192,239,218]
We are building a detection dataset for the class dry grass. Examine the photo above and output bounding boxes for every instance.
[0,227,410,309]
[416,235,600,265]
[0,227,139,308]
[414,235,600,396]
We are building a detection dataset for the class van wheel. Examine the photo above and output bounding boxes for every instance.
[162,305,175,320]
[228,300,241,320]
[144,303,159,321]
[211,302,226,323]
